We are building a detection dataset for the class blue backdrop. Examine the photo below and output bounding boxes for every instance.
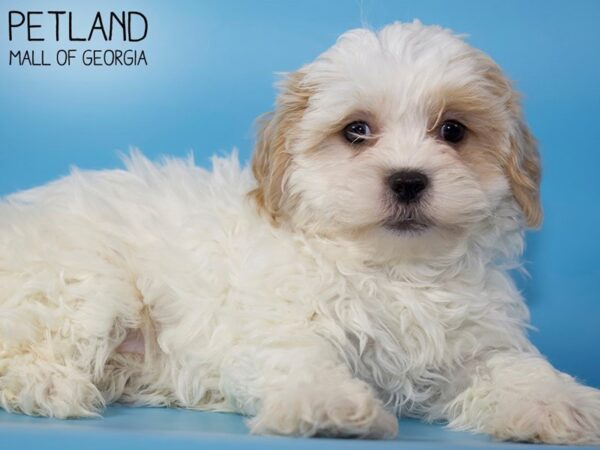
[1,0,598,388]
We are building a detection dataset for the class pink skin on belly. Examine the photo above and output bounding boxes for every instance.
[117,329,145,355]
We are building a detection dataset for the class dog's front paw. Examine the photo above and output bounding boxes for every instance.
[248,380,398,439]
[489,381,600,445]
[449,357,600,445]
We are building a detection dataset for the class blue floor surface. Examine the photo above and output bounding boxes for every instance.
[1,406,597,450]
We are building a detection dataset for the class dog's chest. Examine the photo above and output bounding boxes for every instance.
[312,270,479,394]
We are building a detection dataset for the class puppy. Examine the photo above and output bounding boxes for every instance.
[1,21,599,444]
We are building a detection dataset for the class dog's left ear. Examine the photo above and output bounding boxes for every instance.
[250,69,311,223]
[505,115,542,228]
[485,61,542,228]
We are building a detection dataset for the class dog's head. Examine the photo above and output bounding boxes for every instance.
[250,22,540,255]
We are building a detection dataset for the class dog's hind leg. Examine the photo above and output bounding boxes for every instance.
[0,348,104,418]
[0,252,143,417]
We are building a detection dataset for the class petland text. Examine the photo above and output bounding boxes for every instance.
[7,11,148,67]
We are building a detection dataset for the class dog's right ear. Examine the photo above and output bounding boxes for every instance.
[250,70,311,224]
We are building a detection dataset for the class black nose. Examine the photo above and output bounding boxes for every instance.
[388,170,429,203]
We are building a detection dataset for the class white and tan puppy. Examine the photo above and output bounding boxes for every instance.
[0,21,599,444]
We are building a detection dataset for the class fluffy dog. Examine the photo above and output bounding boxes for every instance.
[0,21,599,444]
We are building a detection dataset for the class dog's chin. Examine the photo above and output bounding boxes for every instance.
[382,207,433,236]
[383,219,431,235]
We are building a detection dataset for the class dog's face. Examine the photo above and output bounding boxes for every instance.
[251,22,541,255]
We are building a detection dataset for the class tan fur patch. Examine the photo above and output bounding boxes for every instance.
[481,59,542,228]
[504,119,542,228]
[430,55,542,228]
[250,70,312,223]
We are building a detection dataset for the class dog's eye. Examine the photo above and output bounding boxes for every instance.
[343,121,372,144]
[439,120,466,143]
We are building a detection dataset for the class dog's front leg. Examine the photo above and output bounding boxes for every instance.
[220,332,398,439]
[441,351,600,444]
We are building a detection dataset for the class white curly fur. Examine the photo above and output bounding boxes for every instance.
[0,21,599,444]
